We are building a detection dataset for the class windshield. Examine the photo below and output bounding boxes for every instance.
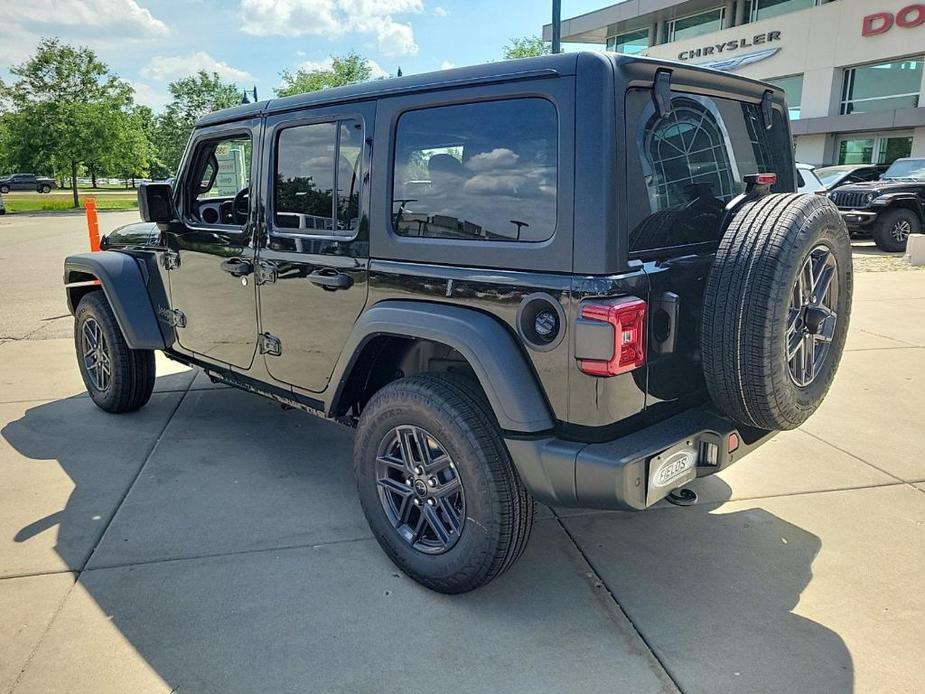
[814,167,851,187]
[882,159,925,181]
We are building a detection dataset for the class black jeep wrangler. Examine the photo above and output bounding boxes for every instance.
[64,54,852,593]
[827,157,925,253]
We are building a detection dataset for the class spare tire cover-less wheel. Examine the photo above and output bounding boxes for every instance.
[701,193,852,431]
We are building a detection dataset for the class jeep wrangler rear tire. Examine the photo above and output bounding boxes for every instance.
[354,373,534,593]
[873,208,918,253]
[702,193,852,431]
[74,291,156,413]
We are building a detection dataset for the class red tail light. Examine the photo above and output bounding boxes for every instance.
[578,298,647,377]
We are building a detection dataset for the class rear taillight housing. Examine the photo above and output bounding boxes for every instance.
[578,297,647,377]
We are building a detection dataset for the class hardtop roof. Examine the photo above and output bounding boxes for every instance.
[196,51,785,127]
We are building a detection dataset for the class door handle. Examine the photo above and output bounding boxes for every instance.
[308,270,353,290]
[220,258,254,277]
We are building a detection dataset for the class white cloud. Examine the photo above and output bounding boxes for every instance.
[440,61,454,70]
[128,81,170,110]
[141,52,253,83]
[433,6,447,16]
[5,0,168,37]
[240,0,422,55]
[296,56,389,79]
[365,59,389,79]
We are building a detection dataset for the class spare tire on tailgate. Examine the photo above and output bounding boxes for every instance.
[701,193,852,431]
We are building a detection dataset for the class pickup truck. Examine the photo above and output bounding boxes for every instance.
[0,173,56,194]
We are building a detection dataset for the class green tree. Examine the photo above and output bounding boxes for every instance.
[1,38,134,207]
[153,71,240,176]
[276,52,375,97]
[503,36,552,59]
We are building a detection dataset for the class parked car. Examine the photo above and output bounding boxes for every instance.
[826,157,925,252]
[796,163,826,194]
[63,53,852,593]
[814,164,888,190]
[0,173,56,194]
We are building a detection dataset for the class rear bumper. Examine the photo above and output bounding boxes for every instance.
[505,407,774,511]
[838,209,877,229]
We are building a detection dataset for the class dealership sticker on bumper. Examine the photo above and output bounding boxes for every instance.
[646,442,698,506]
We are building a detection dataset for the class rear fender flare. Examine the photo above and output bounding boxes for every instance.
[64,251,169,350]
[329,301,555,433]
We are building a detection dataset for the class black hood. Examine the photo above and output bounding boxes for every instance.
[834,179,924,194]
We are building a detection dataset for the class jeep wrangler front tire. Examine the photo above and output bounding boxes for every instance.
[354,373,534,593]
[873,207,919,253]
[74,291,156,413]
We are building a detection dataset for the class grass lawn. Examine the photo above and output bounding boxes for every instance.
[2,189,138,213]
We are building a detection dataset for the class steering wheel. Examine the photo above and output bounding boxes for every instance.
[232,187,249,225]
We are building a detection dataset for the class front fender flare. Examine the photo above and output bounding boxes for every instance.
[64,251,168,350]
[330,301,555,433]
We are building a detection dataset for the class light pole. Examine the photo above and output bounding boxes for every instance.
[552,0,561,54]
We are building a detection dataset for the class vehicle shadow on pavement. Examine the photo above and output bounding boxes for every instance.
[560,478,855,692]
[2,380,853,693]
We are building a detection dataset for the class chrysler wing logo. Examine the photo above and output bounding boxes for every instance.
[698,47,781,73]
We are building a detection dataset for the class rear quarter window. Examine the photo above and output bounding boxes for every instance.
[391,98,558,243]
[625,89,794,256]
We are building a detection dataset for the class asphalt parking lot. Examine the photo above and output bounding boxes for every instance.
[1,211,924,693]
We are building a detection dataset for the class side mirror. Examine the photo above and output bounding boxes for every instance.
[138,182,176,224]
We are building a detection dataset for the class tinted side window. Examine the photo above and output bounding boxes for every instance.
[626,90,794,255]
[274,120,361,235]
[392,98,557,242]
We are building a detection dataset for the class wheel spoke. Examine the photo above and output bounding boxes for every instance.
[424,452,452,475]
[376,454,406,473]
[410,511,427,544]
[434,475,461,498]
[812,265,835,305]
[787,328,804,360]
[423,505,450,547]
[802,334,815,384]
[438,496,462,534]
[378,476,412,497]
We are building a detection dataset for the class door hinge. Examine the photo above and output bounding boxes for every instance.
[162,250,180,270]
[159,307,187,328]
[255,260,277,285]
[259,332,282,356]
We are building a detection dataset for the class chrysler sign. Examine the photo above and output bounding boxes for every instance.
[678,31,781,62]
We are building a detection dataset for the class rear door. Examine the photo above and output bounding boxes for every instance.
[255,102,374,393]
[624,86,795,409]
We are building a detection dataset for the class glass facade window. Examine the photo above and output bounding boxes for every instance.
[837,134,914,165]
[668,8,725,42]
[744,0,817,23]
[606,28,648,55]
[841,58,923,115]
[767,74,803,120]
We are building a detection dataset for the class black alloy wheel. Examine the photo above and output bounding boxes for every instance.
[375,424,465,554]
[787,245,839,388]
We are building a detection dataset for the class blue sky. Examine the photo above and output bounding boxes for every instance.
[1,0,604,111]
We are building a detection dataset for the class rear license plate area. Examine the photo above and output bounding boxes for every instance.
[646,441,698,506]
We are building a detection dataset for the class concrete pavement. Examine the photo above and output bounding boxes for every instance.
[1,213,924,693]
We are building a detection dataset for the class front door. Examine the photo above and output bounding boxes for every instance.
[256,103,373,392]
[164,120,261,369]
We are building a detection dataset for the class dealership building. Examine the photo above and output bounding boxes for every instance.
[544,0,925,166]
